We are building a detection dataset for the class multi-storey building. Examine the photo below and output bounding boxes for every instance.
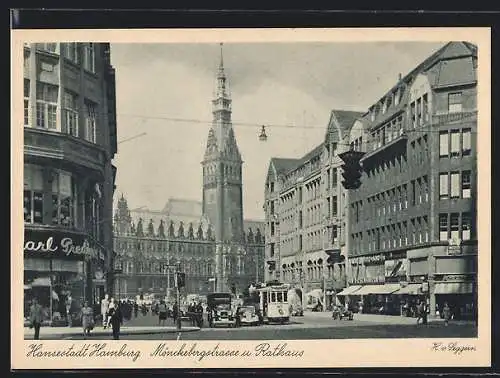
[264,110,362,309]
[343,41,477,320]
[23,42,118,321]
[112,45,265,299]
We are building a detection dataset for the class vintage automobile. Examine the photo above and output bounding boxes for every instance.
[236,305,260,326]
[207,293,237,328]
[332,305,354,320]
[289,304,304,317]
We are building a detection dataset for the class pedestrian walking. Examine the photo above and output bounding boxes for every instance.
[422,302,428,325]
[442,302,451,326]
[65,293,73,327]
[416,300,424,325]
[172,301,178,325]
[196,301,204,328]
[100,294,110,329]
[108,305,123,340]
[29,297,44,340]
[81,300,94,339]
[158,300,167,326]
[133,301,139,318]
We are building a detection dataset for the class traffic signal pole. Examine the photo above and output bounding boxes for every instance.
[338,147,365,312]
[176,273,181,331]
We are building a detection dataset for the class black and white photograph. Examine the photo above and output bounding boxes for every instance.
[12,27,491,369]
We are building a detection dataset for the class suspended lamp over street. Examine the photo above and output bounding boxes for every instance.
[259,125,268,141]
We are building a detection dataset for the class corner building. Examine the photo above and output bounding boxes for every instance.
[23,43,118,321]
[345,42,477,320]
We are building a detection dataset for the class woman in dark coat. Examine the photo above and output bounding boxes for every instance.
[108,306,123,340]
[442,302,451,326]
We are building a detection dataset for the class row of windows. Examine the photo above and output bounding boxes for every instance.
[365,153,407,183]
[117,260,215,276]
[305,204,322,227]
[304,230,323,252]
[409,94,430,128]
[352,217,430,254]
[358,182,413,223]
[115,240,214,256]
[203,164,240,177]
[28,42,96,73]
[439,171,472,200]
[23,164,101,235]
[282,263,346,283]
[325,167,338,189]
[304,178,322,202]
[371,115,405,151]
[439,128,472,158]
[24,80,97,143]
[410,134,429,166]
[350,211,474,254]
[439,212,473,242]
[369,86,404,122]
[116,240,215,255]
[325,195,338,218]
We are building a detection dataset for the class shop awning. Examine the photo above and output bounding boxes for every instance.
[434,282,473,295]
[354,284,401,295]
[336,285,363,296]
[393,284,422,295]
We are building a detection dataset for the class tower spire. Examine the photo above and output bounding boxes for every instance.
[219,42,224,74]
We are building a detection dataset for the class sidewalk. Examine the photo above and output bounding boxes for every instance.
[24,325,200,339]
[303,311,474,325]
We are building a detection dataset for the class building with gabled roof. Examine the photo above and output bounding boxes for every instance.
[264,108,363,309]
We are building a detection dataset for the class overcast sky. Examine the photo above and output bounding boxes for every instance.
[110,41,446,220]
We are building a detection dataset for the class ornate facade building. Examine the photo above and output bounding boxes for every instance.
[23,43,118,321]
[113,45,265,299]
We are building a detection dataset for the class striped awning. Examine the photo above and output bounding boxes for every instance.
[354,284,401,295]
[393,284,422,295]
[336,285,362,296]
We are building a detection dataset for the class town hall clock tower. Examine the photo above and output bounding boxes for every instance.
[202,44,245,292]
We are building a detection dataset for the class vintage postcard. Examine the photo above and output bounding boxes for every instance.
[11,27,491,369]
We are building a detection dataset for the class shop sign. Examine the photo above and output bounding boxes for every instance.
[443,274,468,282]
[350,254,385,266]
[349,276,385,285]
[421,282,429,292]
[24,229,105,261]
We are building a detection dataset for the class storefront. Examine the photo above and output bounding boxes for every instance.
[24,227,106,325]
[433,250,476,320]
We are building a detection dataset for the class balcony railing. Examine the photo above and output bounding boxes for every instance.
[433,110,477,126]
[24,127,106,175]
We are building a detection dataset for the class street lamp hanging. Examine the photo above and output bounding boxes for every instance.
[259,125,268,141]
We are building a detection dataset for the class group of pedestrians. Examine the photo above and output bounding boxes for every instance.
[415,300,452,326]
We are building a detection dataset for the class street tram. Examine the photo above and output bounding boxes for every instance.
[257,283,290,324]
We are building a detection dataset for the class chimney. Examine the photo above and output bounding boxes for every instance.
[398,73,402,81]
